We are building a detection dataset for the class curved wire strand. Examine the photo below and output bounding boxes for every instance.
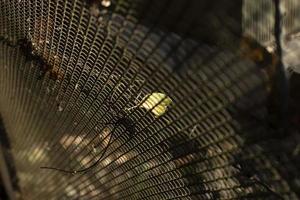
[40,123,117,174]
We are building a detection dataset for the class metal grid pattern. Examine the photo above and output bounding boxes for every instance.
[0,0,299,199]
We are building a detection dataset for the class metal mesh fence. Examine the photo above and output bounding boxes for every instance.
[0,0,299,199]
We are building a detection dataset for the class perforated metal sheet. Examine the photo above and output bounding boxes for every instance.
[0,0,299,199]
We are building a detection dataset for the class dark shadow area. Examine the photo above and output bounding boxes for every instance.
[0,116,20,198]
[99,0,243,48]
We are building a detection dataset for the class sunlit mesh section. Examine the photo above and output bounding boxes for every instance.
[243,0,275,46]
[0,0,299,199]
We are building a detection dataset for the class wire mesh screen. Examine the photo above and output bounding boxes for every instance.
[0,0,299,199]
